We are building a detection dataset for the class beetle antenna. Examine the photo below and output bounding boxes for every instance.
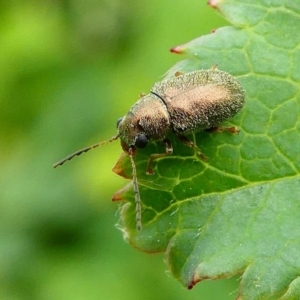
[129,153,142,231]
[53,135,119,168]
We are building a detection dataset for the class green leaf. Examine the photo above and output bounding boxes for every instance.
[113,1,300,299]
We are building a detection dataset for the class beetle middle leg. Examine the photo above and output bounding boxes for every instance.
[177,135,208,161]
[146,138,173,175]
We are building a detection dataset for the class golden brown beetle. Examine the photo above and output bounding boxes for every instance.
[54,68,245,230]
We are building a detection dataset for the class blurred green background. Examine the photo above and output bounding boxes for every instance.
[0,0,240,299]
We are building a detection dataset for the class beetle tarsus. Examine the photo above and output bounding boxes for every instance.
[206,126,239,134]
[197,152,208,162]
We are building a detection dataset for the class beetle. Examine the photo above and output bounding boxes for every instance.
[54,68,245,230]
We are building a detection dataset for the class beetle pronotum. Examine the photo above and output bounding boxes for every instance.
[54,68,245,230]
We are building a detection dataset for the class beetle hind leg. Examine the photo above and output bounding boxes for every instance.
[177,135,208,161]
[205,126,239,134]
[146,138,173,175]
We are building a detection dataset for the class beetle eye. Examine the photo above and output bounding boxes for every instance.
[135,134,148,148]
[116,117,123,128]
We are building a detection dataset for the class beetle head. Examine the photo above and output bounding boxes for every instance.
[117,112,149,153]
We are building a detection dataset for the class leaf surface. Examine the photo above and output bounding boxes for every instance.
[113,1,300,299]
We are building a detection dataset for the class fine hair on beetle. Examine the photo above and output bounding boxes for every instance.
[54,68,245,231]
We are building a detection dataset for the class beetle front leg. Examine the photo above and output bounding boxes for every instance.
[177,135,208,161]
[146,138,173,175]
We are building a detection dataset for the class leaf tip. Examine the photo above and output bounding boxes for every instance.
[207,0,221,9]
[112,152,129,178]
[170,46,185,54]
[112,183,132,202]
[112,191,123,202]
[187,274,209,289]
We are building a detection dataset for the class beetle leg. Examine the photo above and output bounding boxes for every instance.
[205,126,239,134]
[175,71,184,77]
[146,138,173,175]
[177,135,208,161]
[211,64,218,71]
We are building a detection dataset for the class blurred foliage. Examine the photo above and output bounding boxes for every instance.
[0,0,240,299]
